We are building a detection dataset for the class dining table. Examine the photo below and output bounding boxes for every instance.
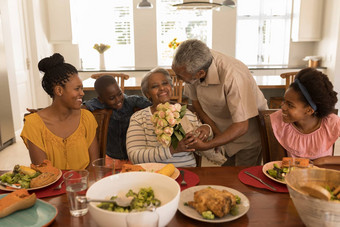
[1,164,339,227]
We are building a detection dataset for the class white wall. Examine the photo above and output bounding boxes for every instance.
[24,0,53,109]
[315,0,340,110]
[133,0,158,68]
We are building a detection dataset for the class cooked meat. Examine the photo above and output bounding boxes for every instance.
[121,164,146,173]
[30,160,60,176]
[188,187,236,218]
[30,172,57,188]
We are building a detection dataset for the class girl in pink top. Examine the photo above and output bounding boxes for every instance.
[270,68,340,165]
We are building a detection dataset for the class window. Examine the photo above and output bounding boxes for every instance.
[236,0,292,66]
[73,0,134,69]
[156,0,212,66]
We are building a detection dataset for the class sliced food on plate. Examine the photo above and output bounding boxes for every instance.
[0,160,61,190]
[0,189,36,218]
[121,163,179,179]
[186,187,241,220]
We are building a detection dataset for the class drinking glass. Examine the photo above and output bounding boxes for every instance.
[126,211,159,227]
[64,170,89,217]
[92,158,115,181]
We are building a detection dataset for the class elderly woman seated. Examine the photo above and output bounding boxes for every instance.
[126,67,225,167]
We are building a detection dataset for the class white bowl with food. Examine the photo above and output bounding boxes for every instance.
[86,171,180,227]
[285,168,340,227]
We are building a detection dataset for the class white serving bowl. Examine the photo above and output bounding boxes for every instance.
[86,172,180,227]
[285,168,340,227]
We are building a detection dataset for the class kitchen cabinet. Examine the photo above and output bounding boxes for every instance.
[291,0,324,42]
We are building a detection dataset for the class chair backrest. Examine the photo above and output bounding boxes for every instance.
[257,109,287,164]
[92,109,113,159]
[91,73,130,92]
[280,71,298,91]
[167,69,183,103]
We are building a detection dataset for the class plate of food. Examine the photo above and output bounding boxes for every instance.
[262,158,315,184]
[121,163,180,179]
[178,185,250,223]
[0,190,58,226]
[0,160,62,191]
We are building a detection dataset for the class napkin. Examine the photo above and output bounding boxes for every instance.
[238,166,288,193]
[176,168,199,191]
[0,170,67,198]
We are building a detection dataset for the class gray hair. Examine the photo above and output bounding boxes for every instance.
[172,39,213,75]
[141,67,173,98]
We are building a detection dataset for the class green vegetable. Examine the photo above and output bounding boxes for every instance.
[235,195,241,204]
[230,206,239,216]
[202,211,215,220]
[97,187,161,212]
[267,169,277,178]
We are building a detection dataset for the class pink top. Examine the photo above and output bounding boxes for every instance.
[270,109,340,159]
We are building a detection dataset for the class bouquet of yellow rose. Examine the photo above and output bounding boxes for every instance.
[151,102,187,149]
[93,43,111,54]
[168,38,181,50]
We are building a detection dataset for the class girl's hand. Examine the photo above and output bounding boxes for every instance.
[194,125,210,141]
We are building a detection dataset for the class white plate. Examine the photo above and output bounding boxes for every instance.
[178,185,250,223]
[0,169,62,191]
[0,194,58,226]
[137,163,180,179]
[262,161,287,184]
[262,161,316,185]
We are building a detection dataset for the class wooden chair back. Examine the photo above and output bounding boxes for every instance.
[280,71,298,91]
[91,73,130,92]
[167,69,183,103]
[257,109,287,164]
[92,109,113,159]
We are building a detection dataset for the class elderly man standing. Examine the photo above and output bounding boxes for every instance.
[172,39,268,166]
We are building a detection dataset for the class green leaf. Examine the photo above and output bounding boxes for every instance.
[174,131,184,141]
[180,105,187,118]
[178,124,186,135]
[171,135,179,149]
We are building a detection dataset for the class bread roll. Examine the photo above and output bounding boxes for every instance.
[0,189,36,218]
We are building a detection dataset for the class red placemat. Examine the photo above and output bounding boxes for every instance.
[0,170,67,198]
[238,166,288,193]
[176,168,200,191]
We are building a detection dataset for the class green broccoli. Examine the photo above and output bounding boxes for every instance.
[235,195,241,204]
[202,211,215,220]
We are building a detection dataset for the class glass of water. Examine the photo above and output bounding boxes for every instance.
[63,170,89,217]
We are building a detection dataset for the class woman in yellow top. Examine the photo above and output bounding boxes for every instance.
[21,53,99,170]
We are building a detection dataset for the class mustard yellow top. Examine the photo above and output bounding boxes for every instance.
[21,109,97,170]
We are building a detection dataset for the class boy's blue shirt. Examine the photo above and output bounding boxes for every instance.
[83,94,151,160]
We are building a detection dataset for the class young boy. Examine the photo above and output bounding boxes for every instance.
[83,75,151,167]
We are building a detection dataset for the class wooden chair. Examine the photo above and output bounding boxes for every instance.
[280,71,298,91]
[91,73,130,92]
[167,69,183,103]
[92,109,113,159]
[257,109,287,164]
[268,71,298,109]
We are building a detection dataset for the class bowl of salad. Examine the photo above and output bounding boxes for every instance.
[285,168,340,227]
[86,171,180,227]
